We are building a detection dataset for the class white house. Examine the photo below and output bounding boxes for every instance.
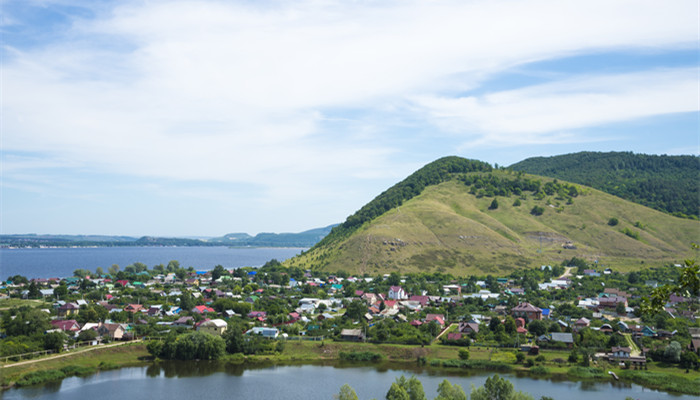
[388,286,408,300]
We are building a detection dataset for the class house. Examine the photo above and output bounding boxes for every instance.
[340,328,365,342]
[511,302,542,322]
[173,316,194,327]
[247,311,267,319]
[425,314,445,326]
[458,322,480,335]
[574,317,590,330]
[58,302,80,317]
[598,296,627,310]
[50,319,80,332]
[611,346,631,358]
[689,339,700,354]
[124,304,144,313]
[97,323,126,340]
[197,319,228,336]
[383,300,398,310]
[550,332,574,347]
[409,295,430,307]
[388,286,407,300]
[246,327,279,339]
[192,305,215,314]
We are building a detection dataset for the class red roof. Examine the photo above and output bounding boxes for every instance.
[426,314,445,325]
[410,320,423,326]
[517,327,528,334]
[50,319,80,332]
[383,300,397,308]
[409,295,429,306]
[192,305,215,313]
[447,333,463,341]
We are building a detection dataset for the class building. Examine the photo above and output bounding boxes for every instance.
[511,302,542,322]
[246,327,279,339]
[340,328,365,342]
[197,319,228,336]
[388,286,407,300]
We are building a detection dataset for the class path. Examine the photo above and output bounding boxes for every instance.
[2,340,142,368]
[558,267,574,280]
[433,323,457,343]
[622,333,641,356]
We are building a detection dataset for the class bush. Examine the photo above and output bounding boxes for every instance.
[530,206,544,216]
[530,365,549,375]
[339,351,383,362]
[16,370,66,387]
[608,217,619,226]
[525,358,535,367]
[516,352,525,363]
[458,348,470,360]
[567,367,605,379]
[535,355,546,362]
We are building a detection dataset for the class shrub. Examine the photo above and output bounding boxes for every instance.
[516,352,525,363]
[530,206,544,216]
[608,217,619,226]
[530,365,550,375]
[339,351,383,362]
[458,348,470,360]
[525,358,535,367]
[535,355,546,362]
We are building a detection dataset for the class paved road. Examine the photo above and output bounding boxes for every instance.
[2,340,142,369]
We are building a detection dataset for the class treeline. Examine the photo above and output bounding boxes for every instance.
[335,374,538,400]
[509,151,699,218]
[460,173,579,199]
[315,157,492,247]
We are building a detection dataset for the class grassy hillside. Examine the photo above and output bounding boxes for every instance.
[286,169,699,276]
[509,152,699,219]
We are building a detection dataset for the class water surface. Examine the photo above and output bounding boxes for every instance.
[3,362,692,400]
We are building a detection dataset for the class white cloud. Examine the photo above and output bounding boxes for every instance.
[411,68,699,147]
[2,0,698,225]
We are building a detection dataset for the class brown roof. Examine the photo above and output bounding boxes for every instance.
[512,302,542,312]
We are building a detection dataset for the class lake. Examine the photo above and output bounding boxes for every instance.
[0,247,305,280]
[1,362,693,400]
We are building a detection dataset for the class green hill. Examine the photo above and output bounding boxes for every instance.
[286,157,699,276]
[509,152,699,219]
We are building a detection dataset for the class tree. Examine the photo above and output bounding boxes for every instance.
[642,244,699,315]
[43,331,66,352]
[108,264,120,276]
[470,374,534,400]
[435,379,467,400]
[530,206,544,216]
[78,329,98,342]
[95,266,104,276]
[345,300,366,321]
[615,301,626,315]
[53,283,68,299]
[664,341,682,363]
[504,316,517,335]
[680,350,698,369]
[386,382,410,400]
[336,384,359,400]
[527,320,547,336]
[27,282,41,299]
[211,265,226,281]
[513,198,521,207]
[489,198,499,210]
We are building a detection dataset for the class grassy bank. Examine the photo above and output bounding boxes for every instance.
[3,340,699,396]
[1,342,149,390]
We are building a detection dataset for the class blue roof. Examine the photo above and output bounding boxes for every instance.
[196,271,207,275]
[541,308,551,315]
[248,271,257,275]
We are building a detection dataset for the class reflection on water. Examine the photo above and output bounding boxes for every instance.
[4,361,695,400]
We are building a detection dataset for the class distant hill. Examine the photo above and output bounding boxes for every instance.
[286,156,699,276]
[208,225,337,247]
[1,226,336,248]
[509,152,699,219]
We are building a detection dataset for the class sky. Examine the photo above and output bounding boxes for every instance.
[1,0,698,237]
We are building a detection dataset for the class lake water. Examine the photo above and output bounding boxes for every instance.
[0,247,305,280]
[1,362,693,400]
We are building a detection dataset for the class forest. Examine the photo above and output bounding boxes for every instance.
[509,151,699,219]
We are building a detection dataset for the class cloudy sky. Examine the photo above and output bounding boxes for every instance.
[2,0,698,237]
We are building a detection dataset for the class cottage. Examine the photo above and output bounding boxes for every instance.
[388,286,407,300]
[511,302,542,322]
[197,319,228,336]
[192,305,215,314]
[340,328,365,342]
[550,332,574,347]
[574,317,590,330]
[458,322,480,335]
[50,319,80,332]
[611,346,631,358]
[97,323,127,340]
[124,304,144,313]
[246,327,279,339]
[425,314,445,326]
[58,302,80,317]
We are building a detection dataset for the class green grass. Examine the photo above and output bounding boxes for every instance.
[617,370,700,395]
[287,173,698,275]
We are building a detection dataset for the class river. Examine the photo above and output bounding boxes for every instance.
[0,247,305,279]
[2,362,692,400]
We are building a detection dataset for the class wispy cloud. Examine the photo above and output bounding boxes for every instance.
[2,0,698,234]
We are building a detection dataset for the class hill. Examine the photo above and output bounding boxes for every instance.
[208,225,337,247]
[286,157,699,275]
[509,152,699,219]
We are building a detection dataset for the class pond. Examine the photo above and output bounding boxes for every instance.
[3,362,693,399]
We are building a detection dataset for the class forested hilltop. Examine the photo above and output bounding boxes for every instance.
[509,152,699,219]
[289,156,698,275]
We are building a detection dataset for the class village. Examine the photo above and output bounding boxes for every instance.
[1,259,698,373]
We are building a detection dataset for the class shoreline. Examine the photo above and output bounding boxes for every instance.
[2,341,698,396]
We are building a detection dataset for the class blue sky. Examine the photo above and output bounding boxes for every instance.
[2,0,698,237]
